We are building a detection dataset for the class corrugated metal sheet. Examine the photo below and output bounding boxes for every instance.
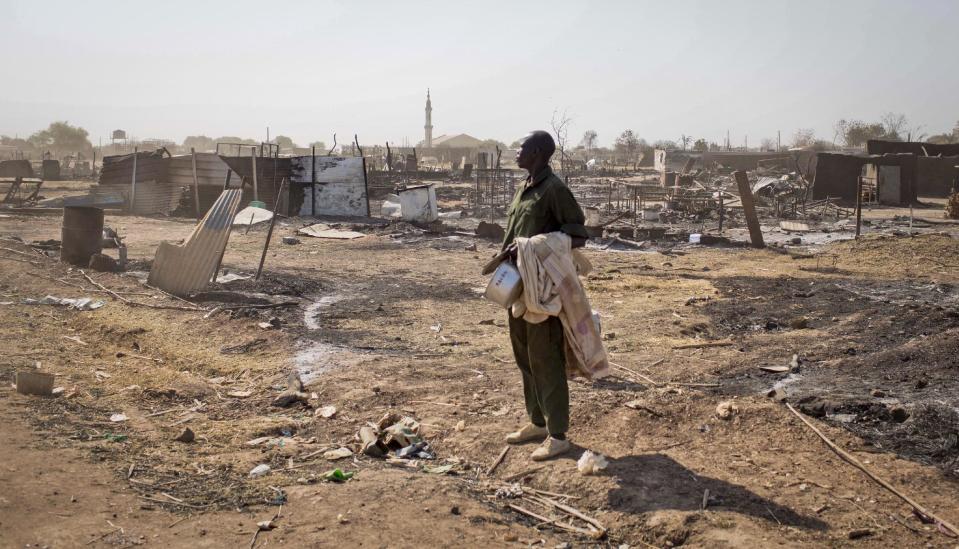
[94,182,186,215]
[168,153,243,214]
[290,156,369,217]
[219,155,294,213]
[147,189,243,296]
[100,150,168,186]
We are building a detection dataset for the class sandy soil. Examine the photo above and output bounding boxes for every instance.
[1,199,958,548]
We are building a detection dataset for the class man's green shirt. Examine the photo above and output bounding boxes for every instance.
[501,166,588,249]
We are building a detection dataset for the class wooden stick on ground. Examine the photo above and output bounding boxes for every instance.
[526,494,607,535]
[29,271,152,296]
[0,255,40,265]
[80,270,208,312]
[0,246,43,259]
[138,280,203,309]
[610,363,661,386]
[671,341,735,350]
[525,487,580,500]
[487,446,510,475]
[507,503,596,537]
[785,403,959,537]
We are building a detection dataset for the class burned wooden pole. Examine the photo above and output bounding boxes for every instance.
[718,191,725,233]
[251,146,259,202]
[311,145,316,217]
[130,146,138,212]
[190,147,201,219]
[855,174,863,238]
[255,178,287,281]
[733,170,764,248]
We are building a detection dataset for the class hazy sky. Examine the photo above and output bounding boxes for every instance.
[2,0,957,148]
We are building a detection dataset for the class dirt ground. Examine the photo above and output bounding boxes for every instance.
[1,188,959,548]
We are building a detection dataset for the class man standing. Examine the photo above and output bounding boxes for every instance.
[502,131,588,461]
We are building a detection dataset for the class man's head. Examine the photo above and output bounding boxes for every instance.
[516,130,555,171]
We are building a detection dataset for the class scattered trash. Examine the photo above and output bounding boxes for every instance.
[175,427,195,443]
[322,468,354,482]
[215,272,252,284]
[576,450,609,475]
[354,412,434,460]
[358,426,384,457]
[258,317,281,330]
[249,464,271,477]
[715,401,738,420]
[298,224,365,240]
[256,520,276,531]
[282,236,301,245]
[227,390,253,398]
[323,447,353,460]
[22,295,104,311]
[423,464,455,475]
[233,206,274,226]
[103,433,127,443]
[110,413,128,422]
[396,441,434,459]
[438,210,463,219]
[15,370,54,396]
[494,483,524,499]
[316,405,337,419]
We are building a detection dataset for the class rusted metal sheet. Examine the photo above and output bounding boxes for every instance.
[168,153,242,214]
[99,150,168,186]
[147,189,243,296]
[219,155,293,213]
[95,149,181,214]
[168,153,239,187]
[290,156,369,217]
[94,181,185,215]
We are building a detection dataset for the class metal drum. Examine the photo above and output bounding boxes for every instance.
[61,206,104,266]
[484,261,524,308]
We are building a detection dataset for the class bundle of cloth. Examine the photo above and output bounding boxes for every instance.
[511,231,610,380]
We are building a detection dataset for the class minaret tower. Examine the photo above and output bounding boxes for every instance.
[424,89,433,148]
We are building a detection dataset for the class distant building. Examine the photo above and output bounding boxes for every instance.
[416,90,484,149]
[429,133,484,148]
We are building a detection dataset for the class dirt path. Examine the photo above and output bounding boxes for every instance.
[1,211,958,547]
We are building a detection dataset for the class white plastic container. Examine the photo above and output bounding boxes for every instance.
[398,185,438,222]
